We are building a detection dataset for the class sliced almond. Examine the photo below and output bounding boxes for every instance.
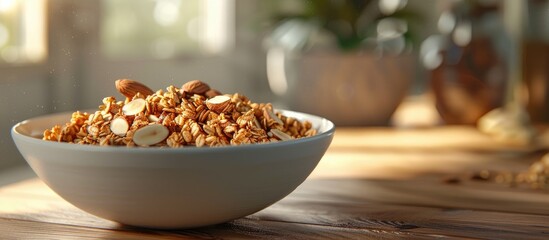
[147,115,160,123]
[181,80,210,95]
[263,108,284,125]
[270,129,293,141]
[205,95,231,114]
[133,124,169,146]
[115,79,154,98]
[110,117,129,136]
[122,98,146,116]
[253,117,262,129]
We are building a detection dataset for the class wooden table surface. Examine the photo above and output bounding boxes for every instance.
[1,127,549,239]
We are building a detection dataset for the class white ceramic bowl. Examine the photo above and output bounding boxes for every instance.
[11,110,334,229]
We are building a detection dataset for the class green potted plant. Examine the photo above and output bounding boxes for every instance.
[265,0,422,126]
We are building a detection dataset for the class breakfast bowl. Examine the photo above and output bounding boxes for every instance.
[11,109,334,229]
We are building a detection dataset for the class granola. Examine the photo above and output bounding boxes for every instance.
[43,80,317,147]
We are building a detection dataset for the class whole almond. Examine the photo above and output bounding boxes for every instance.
[115,79,154,98]
[181,80,210,95]
[205,89,222,98]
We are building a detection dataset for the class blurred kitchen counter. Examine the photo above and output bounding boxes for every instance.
[1,120,549,238]
[313,124,549,179]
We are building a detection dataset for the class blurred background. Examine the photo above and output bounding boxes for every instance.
[1,0,549,175]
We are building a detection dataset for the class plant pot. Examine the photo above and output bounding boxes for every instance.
[268,50,414,126]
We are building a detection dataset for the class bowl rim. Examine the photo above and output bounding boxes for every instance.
[11,109,336,153]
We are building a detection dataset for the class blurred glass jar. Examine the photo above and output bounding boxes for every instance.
[523,0,549,123]
[421,0,509,125]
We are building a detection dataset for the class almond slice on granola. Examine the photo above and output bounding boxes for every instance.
[110,117,129,136]
[122,98,147,116]
[270,129,293,141]
[133,124,169,146]
[263,107,284,125]
[205,95,231,114]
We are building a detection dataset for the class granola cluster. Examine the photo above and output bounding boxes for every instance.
[43,80,317,147]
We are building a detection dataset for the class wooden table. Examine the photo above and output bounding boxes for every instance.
[1,127,549,239]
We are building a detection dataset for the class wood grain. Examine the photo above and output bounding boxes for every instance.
[1,177,548,239]
[1,126,549,239]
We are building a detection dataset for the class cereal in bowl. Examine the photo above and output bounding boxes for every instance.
[43,79,317,147]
